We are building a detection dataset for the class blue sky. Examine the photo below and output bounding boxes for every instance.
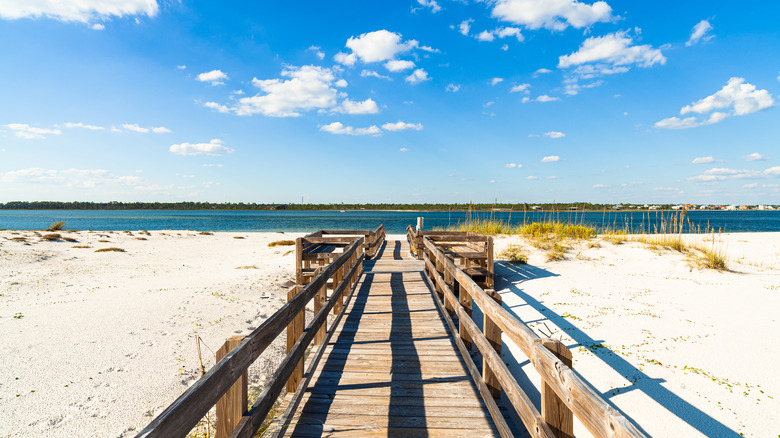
[1,0,778,204]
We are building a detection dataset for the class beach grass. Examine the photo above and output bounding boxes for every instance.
[499,243,528,264]
[48,221,66,231]
[95,247,125,253]
[268,240,295,247]
[41,233,61,241]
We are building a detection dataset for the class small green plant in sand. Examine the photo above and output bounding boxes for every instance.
[499,243,528,264]
[41,233,61,241]
[48,221,66,231]
[95,247,125,252]
[268,240,295,247]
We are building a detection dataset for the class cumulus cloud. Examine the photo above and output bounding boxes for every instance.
[121,123,170,133]
[385,59,415,72]
[1,167,141,188]
[490,77,504,86]
[0,0,158,23]
[558,30,666,78]
[541,155,560,162]
[475,26,524,43]
[592,184,608,188]
[686,20,714,46]
[320,122,381,136]
[417,0,442,13]
[655,77,774,129]
[405,69,430,84]
[491,0,613,31]
[445,83,461,92]
[196,70,229,85]
[534,68,552,76]
[3,123,61,139]
[235,65,340,117]
[458,19,473,36]
[361,70,392,80]
[307,45,325,60]
[91,23,104,30]
[505,163,523,168]
[151,126,171,133]
[335,30,420,66]
[476,30,495,42]
[336,98,380,115]
[170,139,234,156]
[688,167,766,182]
[177,65,187,70]
[204,101,230,113]
[64,122,104,130]
[535,95,559,102]
[692,156,720,164]
[382,121,423,131]
[745,152,767,161]
[526,175,538,180]
[510,83,530,93]
[544,131,565,138]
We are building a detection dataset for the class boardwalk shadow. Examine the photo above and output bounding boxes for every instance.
[496,261,740,437]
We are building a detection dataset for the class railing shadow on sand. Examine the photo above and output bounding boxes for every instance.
[496,261,741,438]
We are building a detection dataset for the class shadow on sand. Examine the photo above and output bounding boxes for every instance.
[495,261,739,437]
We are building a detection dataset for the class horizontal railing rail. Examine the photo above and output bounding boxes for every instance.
[420,235,646,438]
[136,237,365,438]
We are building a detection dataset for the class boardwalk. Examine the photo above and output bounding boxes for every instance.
[273,239,507,436]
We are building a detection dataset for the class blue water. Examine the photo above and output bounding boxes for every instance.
[1,210,779,234]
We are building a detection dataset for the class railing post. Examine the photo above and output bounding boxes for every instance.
[286,285,304,392]
[483,289,502,398]
[457,279,472,350]
[332,258,343,315]
[313,266,326,345]
[295,238,303,285]
[216,335,247,438]
[542,338,574,438]
[487,236,494,289]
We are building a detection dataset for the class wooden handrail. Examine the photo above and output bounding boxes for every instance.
[136,238,365,438]
[421,236,646,438]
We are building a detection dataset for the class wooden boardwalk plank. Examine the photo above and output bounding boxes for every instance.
[276,239,504,437]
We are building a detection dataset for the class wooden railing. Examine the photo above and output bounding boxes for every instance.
[415,231,646,438]
[406,225,494,288]
[136,237,366,438]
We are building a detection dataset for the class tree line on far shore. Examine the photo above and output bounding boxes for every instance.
[0,201,689,211]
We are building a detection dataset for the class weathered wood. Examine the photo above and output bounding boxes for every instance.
[483,289,502,398]
[295,238,303,285]
[215,336,247,438]
[136,237,363,438]
[541,339,574,438]
[286,285,304,392]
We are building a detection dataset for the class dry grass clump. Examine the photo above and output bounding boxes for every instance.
[236,265,259,269]
[634,235,687,252]
[41,233,61,241]
[452,219,516,235]
[72,245,91,249]
[135,237,148,241]
[198,231,214,235]
[10,237,27,242]
[690,243,728,271]
[63,237,77,242]
[139,230,152,236]
[518,222,595,240]
[95,247,125,253]
[268,240,295,247]
[233,236,245,239]
[98,239,110,243]
[48,221,66,231]
[499,243,528,264]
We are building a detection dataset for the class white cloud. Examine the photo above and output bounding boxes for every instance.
[495,26,523,41]
[385,59,415,72]
[476,30,495,42]
[692,156,720,164]
[235,65,340,117]
[320,122,381,136]
[0,0,158,23]
[534,68,552,76]
[536,95,559,102]
[204,101,230,113]
[382,121,423,131]
[91,23,104,30]
[655,77,774,129]
[593,184,608,188]
[445,83,461,92]
[400,147,408,152]
[526,175,538,180]
[558,30,666,77]
[170,139,234,156]
[151,126,171,133]
[766,167,780,175]
[196,70,229,85]
[202,164,223,168]
[510,83,530,93]
[745,152,767,162]
[405,69,430,84]
[563,79,603,95]
[417,0,442,13]
[491,0,613,31]
[177,65,186,70]
[337,98,380,115]
[505,163,523,168]
[743,183,758,188]
[361,70,392,80]
[541,155,560,162]
[459,19,473,36]
[1,167,141,188]
[686,20,714,46]
[122,123,148,133]
[501,44,509,51]
[307,45,325,60]
[490,77,504,86]
[336,30,420,65]
[653,186,680,191]
[544,131,565,138]
[4,123,61,139]
[64,122,104,130]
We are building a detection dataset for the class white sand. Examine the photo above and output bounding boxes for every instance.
[1,230,778,437]
[0,230,303,437]
[491,232,780,437]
